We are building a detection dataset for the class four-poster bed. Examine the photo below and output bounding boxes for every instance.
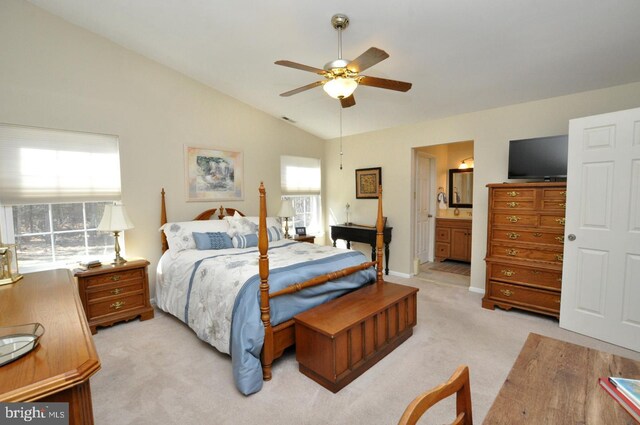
[157,183,390,394]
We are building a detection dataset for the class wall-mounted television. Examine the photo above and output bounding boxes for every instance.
[508,135,568,181]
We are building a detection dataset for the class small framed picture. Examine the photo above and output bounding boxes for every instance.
[355,167,382,199]
[295,226,307,236]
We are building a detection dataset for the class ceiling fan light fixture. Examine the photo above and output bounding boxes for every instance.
[323,77,358,99]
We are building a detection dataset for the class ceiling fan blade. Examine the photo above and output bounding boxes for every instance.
[359,75,412,92]
[347,47,389,73]
[275,60,326,75]
[279,81,324,97]
[340,95,356,108]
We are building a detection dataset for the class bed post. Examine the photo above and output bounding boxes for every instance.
[258,182,274,381]
[375,185,384,284]
[161,188,168,253]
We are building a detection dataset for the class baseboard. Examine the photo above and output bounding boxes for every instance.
[388,270,411,278]
[468,286,485,295]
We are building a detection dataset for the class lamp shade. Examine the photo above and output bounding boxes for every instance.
[277,200,295,218]
[97,204,134,231]
[323,77,358,99]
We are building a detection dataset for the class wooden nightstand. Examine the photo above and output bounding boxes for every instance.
[293,235,315,243]
[74,259,154,334]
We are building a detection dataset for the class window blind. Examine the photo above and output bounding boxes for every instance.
[280,155,321,195]
[0,123,121,204]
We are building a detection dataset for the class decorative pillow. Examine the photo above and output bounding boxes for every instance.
[266,225,283,242]
[244,216,282,229]
[161,220,230,252]
[192,232,233,250]
[232,233,259,249]
[225,216,258,238]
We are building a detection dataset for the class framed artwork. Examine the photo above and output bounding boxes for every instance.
[355,167,382,199]
[295,226,307,236]
[184,146,243,202]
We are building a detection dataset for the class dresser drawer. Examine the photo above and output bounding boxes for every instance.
[541,200,566,211]
[542,188,567,200]
[492,188,535,200]
[539,215,566,229]
[87,280,143,301]
[490,243,564,264]
[490,228,565,246]
[491,199,536,210]
[88,293,145,318]
[488,281,560,313]
[488,262,562,291]
[492,213,538,227]
[84,268,145,287]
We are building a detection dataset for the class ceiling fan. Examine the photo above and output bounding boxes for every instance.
[275,14,412,108]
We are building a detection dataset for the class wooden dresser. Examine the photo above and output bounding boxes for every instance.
[435,218,472,262]
[483,182,566,318]
[74,259,154,334]
[0,269,101,424]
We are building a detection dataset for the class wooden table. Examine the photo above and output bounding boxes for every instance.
[0,269,101,424]
[483,333,640,424]
[330,224,392,275]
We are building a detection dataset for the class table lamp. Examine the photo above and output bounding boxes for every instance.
[277,200,295,239]
[97,203,134,264]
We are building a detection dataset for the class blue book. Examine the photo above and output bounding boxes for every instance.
[609,377,640,409]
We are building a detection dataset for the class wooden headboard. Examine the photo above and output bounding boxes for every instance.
[160,188,245,252]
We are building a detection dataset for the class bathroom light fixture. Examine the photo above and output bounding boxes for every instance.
[458,157,474,169]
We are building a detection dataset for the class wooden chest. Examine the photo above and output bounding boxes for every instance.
[294,282,418,392]
[483,182,566,318]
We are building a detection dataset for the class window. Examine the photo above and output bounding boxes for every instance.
[0,123,122,271]
[280,155,322,235]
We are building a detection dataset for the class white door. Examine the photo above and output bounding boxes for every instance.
[415,152,432,264]
[560,107,640,352]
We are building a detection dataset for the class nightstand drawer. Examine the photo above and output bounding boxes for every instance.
[87,280,143,301]
[84,268,144,287]
[88,293,145,318]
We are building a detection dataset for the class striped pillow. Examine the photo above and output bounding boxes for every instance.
[267,226,283,242]
[232,233,259,249]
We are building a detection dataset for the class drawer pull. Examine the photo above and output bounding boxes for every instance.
[560,191,566,196]
[110,275,121,282]
[507,216,520,223]
[557,277,562,282]
[556,254,564,261]
[555,236,564,243]
[110,301,126,310]
[506,249,518,256]
[507,191,519,197]
[500,289,514,297]
[507,232,520,240]
[507,202,519,208]
[559,203,566,208]
[501,269,515,277]
[531,270,541,275]
[554,299,561,304]
[533,232,542,237]
[111,288,122,295]
[555,218,566,226]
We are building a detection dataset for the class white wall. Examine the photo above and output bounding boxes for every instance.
[325,82,640,291]
[0,0,324,294]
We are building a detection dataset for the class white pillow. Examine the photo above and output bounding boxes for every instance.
[161,220,230,252]
[244,216,282,229]
[224,216,258,237]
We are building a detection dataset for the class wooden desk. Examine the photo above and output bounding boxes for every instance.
[0,269,101,425]
[330,224,392,275]
[484,333,640,424]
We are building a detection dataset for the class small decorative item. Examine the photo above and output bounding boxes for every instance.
[355,167,382,199]
[345,203,351,225]
[0,243,22,286]
[185,145,244,202]
[0,323,45,366]
[295,226,307,236]
[454,208,460,216]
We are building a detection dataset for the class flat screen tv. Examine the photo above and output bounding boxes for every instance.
[508,135,568,180]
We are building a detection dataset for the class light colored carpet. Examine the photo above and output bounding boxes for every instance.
[91,275,640,425]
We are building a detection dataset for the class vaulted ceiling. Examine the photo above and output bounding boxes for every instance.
[27,0,640,139]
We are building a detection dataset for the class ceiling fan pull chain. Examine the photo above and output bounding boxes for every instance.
[339,106,343,170]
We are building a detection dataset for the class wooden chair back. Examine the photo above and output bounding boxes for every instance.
[398,365,472,425]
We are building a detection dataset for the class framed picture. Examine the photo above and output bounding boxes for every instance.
[184,146,243,202]
[355,167,382,199]
[295,226,307,236]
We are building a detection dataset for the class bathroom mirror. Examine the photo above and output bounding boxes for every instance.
[449,168,473,208]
